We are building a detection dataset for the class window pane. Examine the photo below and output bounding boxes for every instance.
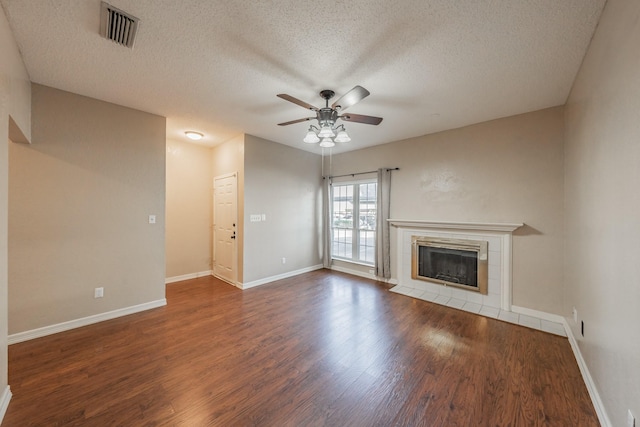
[331,181,376,265]
[359,183,377,231]
[332,185,353,229]
[332,226,353,259]
[359,230,376,264]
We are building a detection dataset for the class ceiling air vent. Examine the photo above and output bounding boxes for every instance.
[99,2,140,49]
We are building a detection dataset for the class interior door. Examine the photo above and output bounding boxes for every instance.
[213,173,237,286]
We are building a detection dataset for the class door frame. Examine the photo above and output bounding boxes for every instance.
[213,172,238,287]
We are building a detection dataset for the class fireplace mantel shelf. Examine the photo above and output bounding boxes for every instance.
[387,219,524,233]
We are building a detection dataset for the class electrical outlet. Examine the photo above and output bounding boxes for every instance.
[281,257,286,264]
[148,215,156,224]
[572,307,578,323]
[94,287,104,298]
[628,409,636,427]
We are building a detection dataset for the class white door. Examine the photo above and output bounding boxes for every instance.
[213,173,238,285]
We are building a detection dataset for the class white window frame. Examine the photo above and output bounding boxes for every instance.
[331,179,377,266]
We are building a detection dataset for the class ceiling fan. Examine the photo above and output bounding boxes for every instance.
[277,85,383,147]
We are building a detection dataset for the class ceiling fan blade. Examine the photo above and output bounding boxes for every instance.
[340,113,383,125]
[277,94,319,111]
[277,117,315,126]
[332,86,370,111]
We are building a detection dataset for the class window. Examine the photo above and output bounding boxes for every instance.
[332,180,377,265]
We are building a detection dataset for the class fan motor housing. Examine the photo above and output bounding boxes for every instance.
[317,108,338,127]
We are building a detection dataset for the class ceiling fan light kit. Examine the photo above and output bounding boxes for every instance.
[277,85,382,148]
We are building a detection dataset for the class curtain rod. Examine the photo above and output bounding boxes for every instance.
[327,167,399,179]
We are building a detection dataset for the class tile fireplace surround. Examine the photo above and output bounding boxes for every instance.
[388,220,565,337]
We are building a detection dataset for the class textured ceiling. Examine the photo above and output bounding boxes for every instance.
[1,0,605,153]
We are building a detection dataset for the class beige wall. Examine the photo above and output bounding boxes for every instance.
[564,0,640,424]
[243,135,323,284]
[211,134,245,283]
[1,6,31,409]
[8,84,166,334]
[166,139,213,279]
[329,107,565,314]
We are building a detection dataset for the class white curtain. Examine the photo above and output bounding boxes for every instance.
[375,168,392,279]
[322,176,332,268]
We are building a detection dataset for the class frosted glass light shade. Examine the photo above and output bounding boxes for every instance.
[319,138,335,148]
[334,130,351,143]
[303,131,320,143]
[318,126,335,138]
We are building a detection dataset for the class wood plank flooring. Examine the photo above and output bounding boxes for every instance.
[3,270,599,426]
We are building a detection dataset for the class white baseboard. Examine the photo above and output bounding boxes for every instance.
[8,299,167,345]
[166,270,212,284]
[0,386,11,424]
[562,317,611,427]
[241,265,323,289]
[511,305,564,323]
[330,264,398,285]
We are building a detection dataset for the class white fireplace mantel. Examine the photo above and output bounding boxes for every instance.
[388,219,524,311]
[388,219,523,233]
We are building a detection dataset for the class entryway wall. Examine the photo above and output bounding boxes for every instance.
[166,134,245,284]
[166,133,324,288]
[165,138,214,280]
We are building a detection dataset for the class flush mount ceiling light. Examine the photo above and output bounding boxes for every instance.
[277,86,383,147]
[185,131,204,141]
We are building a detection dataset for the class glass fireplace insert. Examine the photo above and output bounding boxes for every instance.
[411,236,488,294]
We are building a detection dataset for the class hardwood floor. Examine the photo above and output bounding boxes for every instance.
[3,270,598,426]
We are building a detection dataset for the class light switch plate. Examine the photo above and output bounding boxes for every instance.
[148,215,156,224]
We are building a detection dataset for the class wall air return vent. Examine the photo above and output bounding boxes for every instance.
[100,2,140,49]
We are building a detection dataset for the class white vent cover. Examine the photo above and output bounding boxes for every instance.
[99,2,139,49]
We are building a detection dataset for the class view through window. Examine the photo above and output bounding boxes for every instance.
[332,181,377,265]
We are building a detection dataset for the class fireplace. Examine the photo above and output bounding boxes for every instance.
[389,220,523,310]
[411,236,488,294]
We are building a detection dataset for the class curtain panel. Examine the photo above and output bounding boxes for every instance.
[322,177,332,268]
[375,168,392,279]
